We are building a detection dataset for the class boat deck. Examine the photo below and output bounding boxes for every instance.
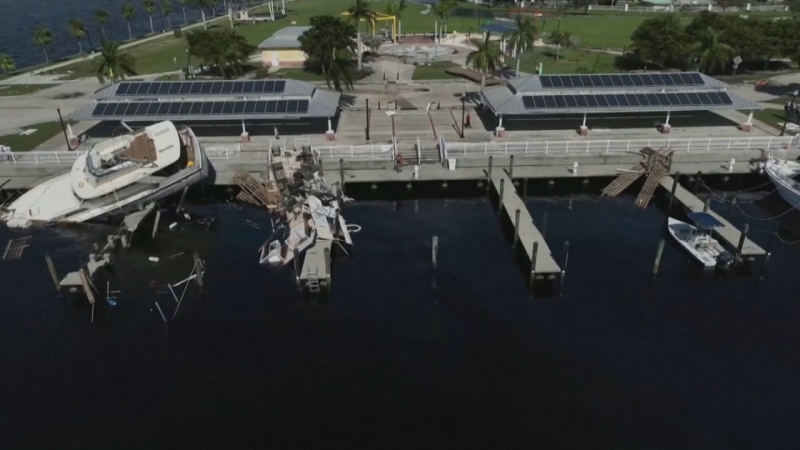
[660,176,765,257]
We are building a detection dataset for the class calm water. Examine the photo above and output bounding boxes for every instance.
[0,0,223,70]
[2,181,800,448]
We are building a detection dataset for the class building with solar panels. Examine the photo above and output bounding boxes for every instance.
[70,79,341,139]
[479,72,763,137]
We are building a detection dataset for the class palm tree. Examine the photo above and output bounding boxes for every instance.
[438,0,457,37]
[547,30,572,61]
[32,27,54,63]
[162,0,174,29]
[347,0,376,70]
[691,27,734,75]
[195,0,218,30]
[466,32,502,88]
[385,0,406,37]
[178,0,190,24]
[326,50,356,92]
[68,19,88,54]
[95,9,110,39]
[432,3,447,43]
[144,0,156,34]
[122,2,136,40]
[503,15,537,76]
[0,54,15,74]
[95,40,137,83]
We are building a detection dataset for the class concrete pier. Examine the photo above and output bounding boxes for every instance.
[490,170,561,279]
[659,176,765,257]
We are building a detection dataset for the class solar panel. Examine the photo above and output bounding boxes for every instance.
[179,83,192,94]
[168,83,182,95]
[243,81,256,93]
[274,80,286,92]
[90,98,318,118]
[199,83,213,94]
[232,81,245,93]
[117,83,132,95]
[210,81,224,94]
[520,91,735,111]
[157,83,171,94]
[147,83,161,95]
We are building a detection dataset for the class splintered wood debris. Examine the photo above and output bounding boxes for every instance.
[2,236,31,260]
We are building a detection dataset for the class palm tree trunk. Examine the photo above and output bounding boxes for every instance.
[127,22,133,40]
[201,9,207,30]
[481,72,485,88]
[516,49,522,76]
[109,66,114,83]
[101,27,106,39]
[182,7,187,24]
[86,32,94,49]
[148,15,154,34]
[167,17,172,29]
[77,40,83,54]
[42,48,49,63]
[357,29,362,70]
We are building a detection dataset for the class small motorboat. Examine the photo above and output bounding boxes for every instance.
[667,212,734,269]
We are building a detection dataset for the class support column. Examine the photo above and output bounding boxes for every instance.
[578,113,588,136]
[660,110,671,134]
[741,110,754,132]
[240,119,250,142]
[326,116,335,141]
[496,115,505,138]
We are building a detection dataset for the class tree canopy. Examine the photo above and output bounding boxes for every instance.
[299,15,358,91]
[631,12,800,74]
[186,28,257,78]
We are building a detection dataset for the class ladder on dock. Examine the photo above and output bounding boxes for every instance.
[306,266,320,294]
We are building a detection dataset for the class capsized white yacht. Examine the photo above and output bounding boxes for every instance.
[1,121,208,228]
[764,157,800,210]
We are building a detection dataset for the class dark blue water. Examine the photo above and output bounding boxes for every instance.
[0,0,224,70]
[2,185,800,449]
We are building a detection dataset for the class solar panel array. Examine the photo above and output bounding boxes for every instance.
[539,73,705,89]
[114,80,287,97]
[91,99,310,117]
[521,91,733,110]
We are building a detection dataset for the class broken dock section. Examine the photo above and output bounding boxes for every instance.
[660,176,765,259]
[489,170,561,282]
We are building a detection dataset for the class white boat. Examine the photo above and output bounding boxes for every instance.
[764,157,800,209]
[667,212,734,269]
[1,121,208,228]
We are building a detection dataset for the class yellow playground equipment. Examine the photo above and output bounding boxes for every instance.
[340,11,397,43]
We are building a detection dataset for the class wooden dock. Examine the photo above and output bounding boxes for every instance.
[298,240,332,294]
[490,170,561,279]
[659,176,765,257]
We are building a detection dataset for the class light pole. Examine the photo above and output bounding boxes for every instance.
[780,89,799,137]
[461,94,466,138]
[185,49,193,80]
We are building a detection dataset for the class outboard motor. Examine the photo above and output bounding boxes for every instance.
[716,251,735,270]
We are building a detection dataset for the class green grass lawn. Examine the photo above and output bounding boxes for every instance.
[412,61,460,80]
[0,122,66,152]
[517,49,620,74]
[753,108,791,132]
[0,84,59,96]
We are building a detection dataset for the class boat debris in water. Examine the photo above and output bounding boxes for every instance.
[1,121,208,228]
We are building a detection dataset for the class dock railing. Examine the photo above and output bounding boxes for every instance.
[313,144,394,160]
[444,136,796,157]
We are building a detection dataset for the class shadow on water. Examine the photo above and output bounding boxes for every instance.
[3,174,800,448]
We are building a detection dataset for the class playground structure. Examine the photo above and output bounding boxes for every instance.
[341,10,398,43]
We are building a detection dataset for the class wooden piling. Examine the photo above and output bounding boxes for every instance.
[541,211,548,239]
[730,195,737,214]
[431,236,438,269]
[703,196,711,213]
[759,233,774,280]
[498,178,505,215]
[668,171,680,216]
[653,239,665,278]
[152,209,162,239]
[560,240,570,291]
[193,251,204,293]
[339,159,345,194]
[522,178,528,202]
[513,209,521,249]
[333,210,340,238]
[509,155,515,180]
[324,247,331,289]
[293,247,301,291]
[487,156,493,183]
[45,255,59,292]
[693,171,702,196]
[736,223,750,263]
[529,241,539,289]
[175,186,189,213]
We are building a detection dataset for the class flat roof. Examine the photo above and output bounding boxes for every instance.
[258,26,311,49]
[70,85,341,121]
[94,79,312,100]
[483,72,762,115]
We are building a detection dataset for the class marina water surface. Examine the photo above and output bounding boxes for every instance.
[2,191,800,449]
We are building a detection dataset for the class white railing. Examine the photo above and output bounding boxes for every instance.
[588,4,788,13]
[0,151,84,165]
[203,145,242,160]
[314,144,394,160]
[445,136,797,157]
